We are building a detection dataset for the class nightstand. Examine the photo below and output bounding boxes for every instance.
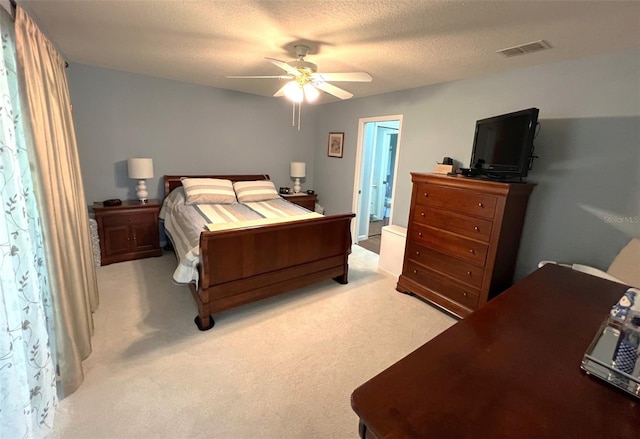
[281,193,318,210]
[92,199,162,265]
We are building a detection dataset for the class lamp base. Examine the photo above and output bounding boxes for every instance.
[136,179,149,203]
[293,178,301,194]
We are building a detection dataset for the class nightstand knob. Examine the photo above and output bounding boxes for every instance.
[474,226,479,231]
[467,271,472,276]
[413,269,417,274]
[418,232,423,237]
[421,212,425,217]
[423,193,429,198]
[478,202,483,208]
[469,249,475,254]
[463,292,468,297]
[128,217,132,221]
[416,251,420,256]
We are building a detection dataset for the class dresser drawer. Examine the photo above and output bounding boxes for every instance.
[100,211,157,227]
[404,260,480,309]
[415,184,497,219]
[412,207,492,242]
[407,242,484,289]
[412,223,488,266]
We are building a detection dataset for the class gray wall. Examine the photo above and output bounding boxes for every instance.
[68,48,639,281]
[67,64,318,203]
[313,48,640,279]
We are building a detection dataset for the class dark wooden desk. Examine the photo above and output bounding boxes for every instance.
[351,265,639,438]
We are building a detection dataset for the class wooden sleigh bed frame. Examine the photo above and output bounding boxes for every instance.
[163,174,355,330]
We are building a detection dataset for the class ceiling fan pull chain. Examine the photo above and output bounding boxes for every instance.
[291,100,295,127]
[298,102,302,131]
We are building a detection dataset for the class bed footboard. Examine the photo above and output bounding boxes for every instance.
[193,213,355,330]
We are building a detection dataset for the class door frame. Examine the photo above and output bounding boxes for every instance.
[352,114,403,243]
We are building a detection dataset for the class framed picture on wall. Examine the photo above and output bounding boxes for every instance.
[328,132,344,158]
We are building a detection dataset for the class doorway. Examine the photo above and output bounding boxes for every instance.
[352,115,403,254]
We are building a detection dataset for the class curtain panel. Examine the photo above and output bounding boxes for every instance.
[0,6,57,438]
[15,6,99,397]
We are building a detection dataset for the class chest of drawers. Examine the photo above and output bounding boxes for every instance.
[396,173,534,317]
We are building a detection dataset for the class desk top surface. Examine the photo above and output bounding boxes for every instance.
[351,265,638,438]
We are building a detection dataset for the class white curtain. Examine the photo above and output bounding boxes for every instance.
[0,6,57,438]
[14,6,99,398]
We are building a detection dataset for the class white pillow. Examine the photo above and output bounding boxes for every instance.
[181,178,237,205]
[607,238,640,288]
[233,180,280,203]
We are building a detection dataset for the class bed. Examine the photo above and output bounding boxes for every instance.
[161,174,355,330]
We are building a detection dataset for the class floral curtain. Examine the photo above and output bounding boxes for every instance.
[0,6,57,439]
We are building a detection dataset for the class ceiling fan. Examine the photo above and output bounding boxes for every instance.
[227,45,373,102]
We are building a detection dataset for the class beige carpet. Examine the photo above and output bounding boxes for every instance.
[49,245,455,439]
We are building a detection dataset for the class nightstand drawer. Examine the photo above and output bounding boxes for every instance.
[100,211,157,227]
[282,193,317,210]
[415,183,497,219]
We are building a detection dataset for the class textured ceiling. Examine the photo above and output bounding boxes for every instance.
[20,0,640,103]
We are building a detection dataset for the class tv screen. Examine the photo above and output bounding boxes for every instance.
[470,108,539,179]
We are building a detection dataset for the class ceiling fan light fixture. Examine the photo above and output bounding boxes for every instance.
[303,83,319,102]
[284,80,303,103]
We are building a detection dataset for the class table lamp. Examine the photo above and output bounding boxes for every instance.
[290,162,305,194]
[127,157,153,203]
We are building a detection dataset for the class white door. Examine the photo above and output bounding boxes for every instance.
[352,115,403,243]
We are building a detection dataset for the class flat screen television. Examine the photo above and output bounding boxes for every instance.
[469,107,539,180]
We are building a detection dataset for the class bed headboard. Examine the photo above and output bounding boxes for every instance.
[163,174,271,198]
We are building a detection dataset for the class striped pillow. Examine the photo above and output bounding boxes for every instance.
[233,180,280,203]
[181,178,237,205]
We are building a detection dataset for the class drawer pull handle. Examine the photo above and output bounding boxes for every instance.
[469,249,475,254]
[413,269,417,274]
[463,292,468,297]
[421,212,425,217]
[467,271,472,276]
[418,232,423,237]
[128,217,132,221]
[478,202,483,208]
[474,226,479,232]
[416,251,420,256]
[423,193,429,198]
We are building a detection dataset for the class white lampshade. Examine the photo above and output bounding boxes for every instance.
[290,162,306,178]
[284,81,303,103]
[127,157,153,203]
[127,157,154,179]
[303,84,319,102]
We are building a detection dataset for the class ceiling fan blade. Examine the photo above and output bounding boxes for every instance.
[265,57,301,76]
[273,83,288,97]
[314,82,353,100]
[314,72,372,82]
[227,75,291,79]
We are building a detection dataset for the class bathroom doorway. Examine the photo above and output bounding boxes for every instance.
[352,115,403,253]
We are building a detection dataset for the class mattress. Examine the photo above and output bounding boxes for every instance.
[159,188,322,284]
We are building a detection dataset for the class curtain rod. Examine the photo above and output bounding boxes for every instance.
[9,0,68,68]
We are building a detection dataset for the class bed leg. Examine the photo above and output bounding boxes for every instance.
[333,265,349,285]
[194,315,215,331]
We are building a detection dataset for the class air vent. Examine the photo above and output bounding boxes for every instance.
[497,40,552,58]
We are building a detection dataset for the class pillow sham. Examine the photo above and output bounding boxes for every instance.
[181,178,237,205]
[233,180,280,203]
